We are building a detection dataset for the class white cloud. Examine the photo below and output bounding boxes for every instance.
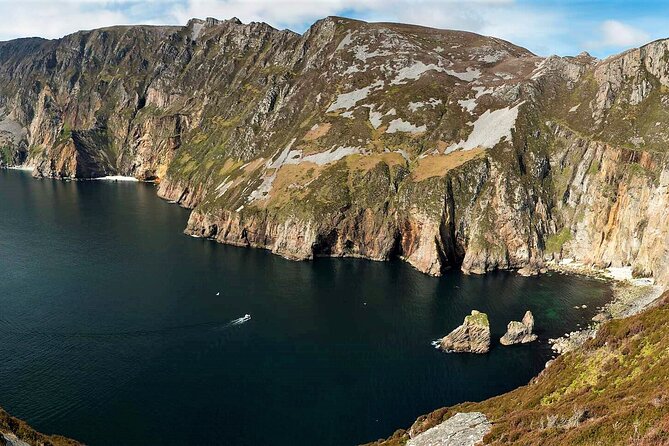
[0,0,167,41]
[0,4,117,40]
[0,0,569,57]
[168,0,565,56]
[588,19,650,49]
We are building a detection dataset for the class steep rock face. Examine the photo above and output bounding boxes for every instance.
[545,124,669,284]
[0,109,27,166]
[2,17,669,282]
[0,16,548,277]
[500,310,537,345]
[439,310,491,353]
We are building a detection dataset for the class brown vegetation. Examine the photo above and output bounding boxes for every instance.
[0,408,80,446]
[411,148,485,181]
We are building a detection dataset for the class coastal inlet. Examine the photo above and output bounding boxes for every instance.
[0,169,611,446]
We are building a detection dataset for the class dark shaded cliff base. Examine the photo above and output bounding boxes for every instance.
[0,408,80,446]
[369,291,669,446]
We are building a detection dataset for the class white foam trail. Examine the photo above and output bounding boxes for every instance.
[231,314,251,325]
[1,314,252,338]
[5,165,33,171]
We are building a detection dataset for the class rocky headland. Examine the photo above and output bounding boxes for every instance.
[406,412,491,446]
[371,278,668,446]
[0,16,669,287]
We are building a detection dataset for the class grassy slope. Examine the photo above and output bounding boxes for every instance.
[371,291,669,446]
[0,408,80,446]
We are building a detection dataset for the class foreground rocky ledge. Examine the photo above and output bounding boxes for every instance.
[406,412,491,446]
[0,407,80,446]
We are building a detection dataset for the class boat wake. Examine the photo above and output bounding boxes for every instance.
[0,314,251,339]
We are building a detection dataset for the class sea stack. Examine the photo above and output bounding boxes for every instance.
[500,311,538,345]
[439,310,491,353]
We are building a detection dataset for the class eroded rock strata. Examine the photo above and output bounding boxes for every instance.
[1,17,669,282]
[439,310,490,353]
[500,310,537,345]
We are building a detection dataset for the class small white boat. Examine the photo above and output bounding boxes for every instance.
[231,314,252,325]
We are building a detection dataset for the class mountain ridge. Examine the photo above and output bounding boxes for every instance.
[0,16,668,283]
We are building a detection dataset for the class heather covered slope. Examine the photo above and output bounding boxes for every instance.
[371,292,669,446]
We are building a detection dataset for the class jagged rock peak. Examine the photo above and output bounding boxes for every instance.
[439,311,491,354]
[187,17,240,26]
[500,310,537,345]
[313,15,364,28]
[186,16,279,36]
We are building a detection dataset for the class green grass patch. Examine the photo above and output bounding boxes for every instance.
[545,227,573,254]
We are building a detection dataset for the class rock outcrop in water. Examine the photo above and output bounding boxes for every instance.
[371,291,669,446]
[439,310,490,353]
[500,310,537,345]
[1,17,669,285]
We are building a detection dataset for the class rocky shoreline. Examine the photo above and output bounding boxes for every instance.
[548,264,664,355]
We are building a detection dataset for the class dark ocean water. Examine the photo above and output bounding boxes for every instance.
[0,168,611,446]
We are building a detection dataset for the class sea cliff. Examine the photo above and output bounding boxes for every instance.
[1,17,668,283]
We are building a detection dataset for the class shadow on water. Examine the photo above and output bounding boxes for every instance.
[0,169,611,446]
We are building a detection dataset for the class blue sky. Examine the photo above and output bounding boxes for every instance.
[2,0,668,58]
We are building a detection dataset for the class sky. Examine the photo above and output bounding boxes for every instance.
[1,0,668,58]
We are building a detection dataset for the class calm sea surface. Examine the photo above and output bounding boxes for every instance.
[0,169,611,445]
